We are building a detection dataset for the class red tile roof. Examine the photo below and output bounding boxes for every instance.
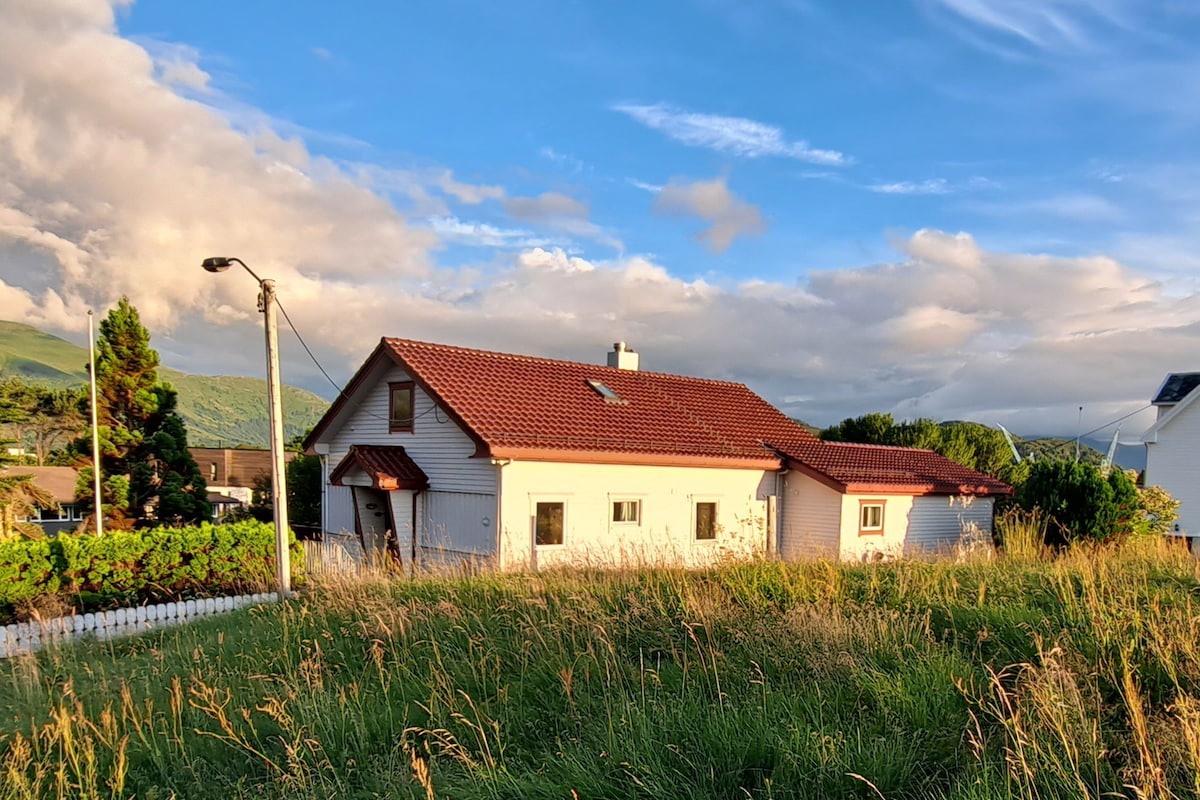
[379,338,821,468]
[330,445,429,490]
[307,337,1011,495]
[780,441,1013,496]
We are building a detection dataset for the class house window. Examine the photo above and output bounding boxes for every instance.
[210,463,218,481]
[535,501,565,546]
[389,382,415,433]
[695,501,718,540]
[859,501,885,535]
[612,499,641,524]
[586,379,625,404]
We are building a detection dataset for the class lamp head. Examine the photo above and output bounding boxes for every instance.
[201,257,233,273]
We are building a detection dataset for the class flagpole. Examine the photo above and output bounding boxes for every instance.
[87,310,103,537]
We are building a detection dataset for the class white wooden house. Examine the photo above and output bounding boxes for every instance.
[1143,372,1200,551]
[304,339,1011,568]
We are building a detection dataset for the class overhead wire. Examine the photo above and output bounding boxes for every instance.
[274,297,444,425]
[1078,404,1153,440]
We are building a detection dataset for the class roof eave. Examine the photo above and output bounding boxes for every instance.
[489,446,781,470]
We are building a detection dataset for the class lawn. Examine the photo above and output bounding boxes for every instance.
[2,538,1200,799]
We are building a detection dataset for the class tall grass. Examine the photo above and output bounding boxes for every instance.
[1,535,1199,799]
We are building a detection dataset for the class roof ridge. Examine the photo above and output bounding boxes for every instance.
[823,441,938,454]
[382,337,750,388]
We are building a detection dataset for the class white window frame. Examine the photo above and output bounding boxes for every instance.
[859,501,885,535]
[530,496,569,548]
[691,497,720,542]
[609,496,643,527]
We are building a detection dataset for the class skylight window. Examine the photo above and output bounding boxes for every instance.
[586,379,625,404]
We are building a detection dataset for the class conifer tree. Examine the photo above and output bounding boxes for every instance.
[76,297,211,527]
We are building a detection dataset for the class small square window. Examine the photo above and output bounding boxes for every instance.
[535,501,564,546]
[695,502,717,540]
[612,500,640,524]
[389,382,414,433]
[859,502,884,534]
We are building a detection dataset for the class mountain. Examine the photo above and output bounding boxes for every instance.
[0,320,329,448]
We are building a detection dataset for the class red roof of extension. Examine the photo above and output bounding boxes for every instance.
[329,445,429,491]
[379,338,821,468]
[780,441,1013,496]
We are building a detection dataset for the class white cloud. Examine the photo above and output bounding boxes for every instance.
[435,170,505,205]
[503,192,588,222]
[502,191,621,250]
[868,178,951,195]
[425,217,553,249]
[927,0,1136,53]
[613,102,849,165]
[653,176,766,254]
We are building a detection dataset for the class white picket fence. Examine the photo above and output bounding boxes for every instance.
[0,592,278,659]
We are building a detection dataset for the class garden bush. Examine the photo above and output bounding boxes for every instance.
[0,520,303,622]
[1014,459,1140,546]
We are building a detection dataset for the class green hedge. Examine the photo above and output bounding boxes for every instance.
[0,521,304,622]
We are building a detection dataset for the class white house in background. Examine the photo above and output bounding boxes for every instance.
[303,338,1011,569]
[1142,372,1200,551]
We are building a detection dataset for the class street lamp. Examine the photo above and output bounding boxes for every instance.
[201,256,291,598]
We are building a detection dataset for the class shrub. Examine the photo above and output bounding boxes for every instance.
[0,520,304,622]
[1014,460,1140,546]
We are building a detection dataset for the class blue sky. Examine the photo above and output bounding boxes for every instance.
[3,0,1200,437]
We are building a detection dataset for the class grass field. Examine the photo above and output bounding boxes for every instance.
[2,532,1200,799]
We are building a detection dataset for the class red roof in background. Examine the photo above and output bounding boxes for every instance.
[780,441,1013,496]
[330,445,429,491]
[380,338,819,467]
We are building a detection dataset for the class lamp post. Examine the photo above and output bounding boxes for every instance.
[201,257,291,598]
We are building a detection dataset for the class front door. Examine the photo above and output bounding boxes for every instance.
[351,486,398,565]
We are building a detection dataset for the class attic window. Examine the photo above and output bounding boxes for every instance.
[586,379,625,404]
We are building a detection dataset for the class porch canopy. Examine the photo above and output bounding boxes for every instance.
[329,445,429,491]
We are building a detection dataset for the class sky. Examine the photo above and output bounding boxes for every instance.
[2,0,1200,440]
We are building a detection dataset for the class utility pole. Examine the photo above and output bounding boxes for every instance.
[87,310,103,537]
[260,279,291,597]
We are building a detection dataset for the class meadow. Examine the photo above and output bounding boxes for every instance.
[2,518,1200,799]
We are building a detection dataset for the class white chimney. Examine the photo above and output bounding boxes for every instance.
[607,341,639,371]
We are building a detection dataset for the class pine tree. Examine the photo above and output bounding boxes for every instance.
[78,297,211,528]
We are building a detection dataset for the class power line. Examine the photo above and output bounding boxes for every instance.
[274,297,443,425]
[1080,402,1152,441]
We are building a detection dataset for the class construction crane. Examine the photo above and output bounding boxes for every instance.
[997,423,1022,464]
[1100,427,1121,477]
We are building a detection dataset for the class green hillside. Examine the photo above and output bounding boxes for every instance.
[0,321,329,448]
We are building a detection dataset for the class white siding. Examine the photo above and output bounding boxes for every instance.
[778,474,841,559]
[837,494,915,562]
[1146,402,1200,537]
[388,489,416,557]
[498,461,772,570]
[326,365,496,495]
[905,495,995,555]
[421,491,497,556]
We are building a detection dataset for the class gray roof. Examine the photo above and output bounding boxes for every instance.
[1152,373,1200,405]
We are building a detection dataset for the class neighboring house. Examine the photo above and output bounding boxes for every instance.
[305,338,1010,569]
[1142,372,1200,549]
[8,466,82,535]
[188,447,296,509]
